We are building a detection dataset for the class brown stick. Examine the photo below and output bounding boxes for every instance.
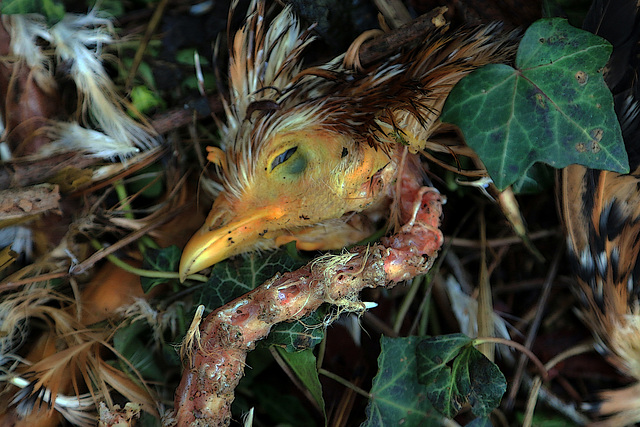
[0,183,60,219]
[358,7,449,67]
[0,152,99,190]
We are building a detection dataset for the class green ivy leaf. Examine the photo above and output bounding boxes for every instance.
[455,345,506,417]
[265,309,326,351]
[88,0,124,18]
[363,336,440,426]
[416,333,506,418]
[126,164,165,198]
[273,347,326,422]
[414,334,471,417]
[441,18,627,190]
[141,245,181,292]
[515,410,576,426]
[1,0,65,24]
[511,163,554,194]
[176,48,210,65]
[196,243,307,310]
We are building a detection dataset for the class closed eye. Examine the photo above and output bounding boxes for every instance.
[270,146,298,171]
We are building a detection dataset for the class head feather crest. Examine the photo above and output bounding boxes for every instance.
[220,0,321,198]
[218,1,516,200]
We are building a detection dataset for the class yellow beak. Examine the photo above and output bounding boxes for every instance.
[179,201,284,281]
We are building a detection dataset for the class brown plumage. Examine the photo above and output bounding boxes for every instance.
[558,0,640,424]
[179,0,516,280]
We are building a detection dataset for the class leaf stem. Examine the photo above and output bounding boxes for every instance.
[473,336,549,382]
[114,180,134,220]
[393,274,423,334]
[318,368,371,399]
[523,342,594,427]
[89,239,208,282]
[316,335,327,370]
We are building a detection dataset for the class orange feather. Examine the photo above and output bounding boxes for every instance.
[558,0,640,424]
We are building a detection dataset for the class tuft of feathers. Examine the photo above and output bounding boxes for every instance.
[3,10,159,160]
[217,0,516,202]
[0,286,157,425]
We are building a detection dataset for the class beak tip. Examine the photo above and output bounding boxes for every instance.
[178,260,190,283]
[178,243,216,283]
[179,230,210,282]
[179,242,203,282]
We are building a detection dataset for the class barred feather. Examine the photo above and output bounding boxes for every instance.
[558,0,640,424]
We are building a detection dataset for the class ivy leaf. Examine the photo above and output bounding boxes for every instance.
[416,333,506,418]
[126,164,165,199]
[363,336,441,426]
[273,347,326,422]
[441,18,627,190]
[130,85,165,114]
[1,0,65,24]
[112,320,165,381]
[414,334,471,417]
[510,163,554,194]
[265,308,326,351]
[111,313,184,385]
[196,243,307,310]
[454,344,506,417]
[141,245,181,292]
[515,410,576,426]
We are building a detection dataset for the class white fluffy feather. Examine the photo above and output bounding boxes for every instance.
[4,10,159,159]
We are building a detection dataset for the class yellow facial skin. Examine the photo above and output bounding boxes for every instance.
[179,129,392,281]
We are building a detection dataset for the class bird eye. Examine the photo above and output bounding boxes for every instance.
[270,146,298,171]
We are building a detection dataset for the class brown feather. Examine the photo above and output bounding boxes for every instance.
[559,0,640,424]
[219,0,517,204]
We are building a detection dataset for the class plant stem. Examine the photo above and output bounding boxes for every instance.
[393,274,423,334]
[114,180,134,220]
[89,239,208,282]
[318,368,370,399]
[114,180,157,252]
[473,336,549,382]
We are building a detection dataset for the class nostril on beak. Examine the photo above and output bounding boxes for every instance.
[207,210,229,231]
